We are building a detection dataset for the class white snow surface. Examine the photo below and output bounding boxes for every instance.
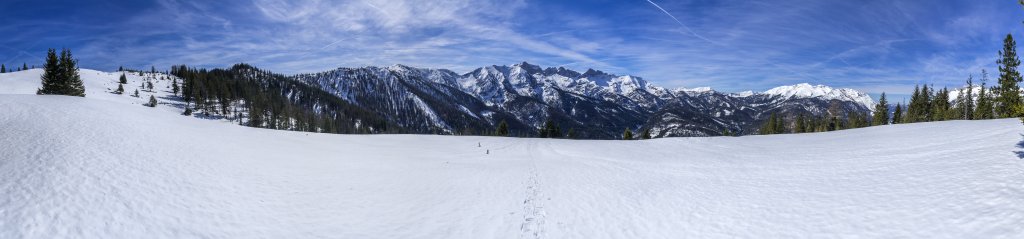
[2,71,1024,238]
[763,83,875,109]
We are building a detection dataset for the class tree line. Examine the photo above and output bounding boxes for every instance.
[756,33,1023,135]
[0,63,33,73]
[171,64,394,134]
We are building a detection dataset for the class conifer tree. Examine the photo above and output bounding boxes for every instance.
[760,114,775,135]
[872,93,889,125]
[996,33,1024,118]
[23,63,28,71]
[59,49,85,96]
[641,128,651,139]
[172,78,180,95]
[774,113,785,133]
[37,48,86,96]
[118,66,123,72]
[132,89,139,97]
[119,73,128,84]
[115,83,124,94]
[623,128,633,140]
[906,85,920,122]
[37,49,60,95]
[921,84,932,121]
[931,87,951,121]
[976,71,995,119]
[961,75,975,120]
[795,114,806,133]
[892,103,903,124]
[495,120,509,136]
[147,95,157,107]
[566,128,576,139]
[1,64,5,73]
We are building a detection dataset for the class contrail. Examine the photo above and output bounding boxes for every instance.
[643,0,824,83]
[644,0,717,45]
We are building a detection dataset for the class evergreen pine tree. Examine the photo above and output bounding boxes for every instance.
[641,128,651,139]
[495,120,509,136]
[147,95,157,107]
[119,73,128,84]
[976,71,995,119]
[760,113,775,135]
[906,85,920,123]
[996,33,1024,118]
[962,75,975,120]
[795,114,806,133]
[37,49,62,95]
[892,103,903,124]
[872,92,889,125]
[931,87,951,121]
[172,78,179,95]
[623,128,633,140]
[118,66,123,72]
[132,89,139,97]
[58,48,85,96]
[115,83,124,94]
[921,84,932,121]
[23,63,28,71]
[1,64,5,73]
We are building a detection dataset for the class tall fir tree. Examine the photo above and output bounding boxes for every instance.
[641,128,652,139]
[1,64,5,73]
[975,70,995,119]
[37,49,62,95]
[996,33,1024,118]
[795,114,806,133]
[147,95,157,107]
[119,73,128,84]
[623,128,633,140]
[760,113,776,134]
[38,48,86,97]
[115,83,124,94]
[774,113,785,133]
[172,78,180,95]
[962,75,975,120]
[495,120,509,136]
[921,84,933,121]
[892,103,904,124]
[931,87,951,121]
[872,92,890,125]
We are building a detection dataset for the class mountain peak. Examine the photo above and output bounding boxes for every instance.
[763,83,874,109]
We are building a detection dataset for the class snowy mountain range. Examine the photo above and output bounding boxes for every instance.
[290,62,874,138]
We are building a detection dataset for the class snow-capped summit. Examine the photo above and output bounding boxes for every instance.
[677,86,714,94]
[730,90,756,97]
[762,83,875,109]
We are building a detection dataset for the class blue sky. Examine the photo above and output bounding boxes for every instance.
[2,0,1024,99]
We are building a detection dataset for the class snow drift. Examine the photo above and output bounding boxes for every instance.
[1,92,1023,238]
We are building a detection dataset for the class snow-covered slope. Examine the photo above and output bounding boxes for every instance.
[2,93,1022,238]
[0,68,185,115]
[762,83,875,109]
